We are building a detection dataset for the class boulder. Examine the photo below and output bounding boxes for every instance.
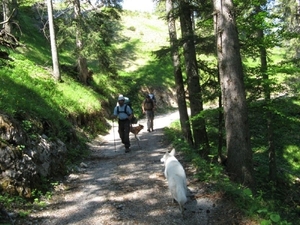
[0,113,67,197]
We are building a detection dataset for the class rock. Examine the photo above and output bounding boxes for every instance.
[80,162,88,168]
[0,113,67,197]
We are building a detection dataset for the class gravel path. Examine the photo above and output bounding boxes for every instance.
[15,111,252,225]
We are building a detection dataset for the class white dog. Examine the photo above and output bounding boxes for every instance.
[160,148,187,213]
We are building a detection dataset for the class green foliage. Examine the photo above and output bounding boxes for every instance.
[164,120,224,181]
[2,2,299,224]
[0,189,52,219]
[19,0,40,7]
[164,94,300,224]
[18,210,31,218]
[128,26,136,31]
[1,7,174,215]
[0,60,99,141]
[0,193,27,209]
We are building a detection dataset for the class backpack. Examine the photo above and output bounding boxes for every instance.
[117,97,138,124]
[143,98,154,110]
[148,93,156,103]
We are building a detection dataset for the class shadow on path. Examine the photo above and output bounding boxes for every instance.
[15,111,247,225]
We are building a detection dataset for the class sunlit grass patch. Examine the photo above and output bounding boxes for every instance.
[283,145,300,170]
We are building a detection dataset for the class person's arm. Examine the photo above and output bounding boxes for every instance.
[142,100,145,114]
[111,107,118,119]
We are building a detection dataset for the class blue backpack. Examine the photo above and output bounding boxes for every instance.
[117,97,137,124]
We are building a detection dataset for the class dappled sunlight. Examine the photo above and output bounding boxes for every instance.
[17,109,239,224]
[283,145,300,170]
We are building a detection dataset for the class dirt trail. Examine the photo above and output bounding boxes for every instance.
[15,111,248,225]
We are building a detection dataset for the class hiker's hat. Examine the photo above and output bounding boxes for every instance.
[118,95,125,101]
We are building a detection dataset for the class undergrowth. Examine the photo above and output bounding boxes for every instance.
[164,97,299,224]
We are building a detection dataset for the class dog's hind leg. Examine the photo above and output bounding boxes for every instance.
[135,135,142,149]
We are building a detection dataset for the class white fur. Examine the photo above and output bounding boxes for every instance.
[160,148,187,213]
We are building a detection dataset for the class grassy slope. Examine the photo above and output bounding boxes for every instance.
[0,8,172,145]
[117,11,173,85]
[120,13,168,70]
[110,11,174,115]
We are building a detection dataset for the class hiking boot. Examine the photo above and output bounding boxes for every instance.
[125,147,130,153]
[147,129,150,132]
[151,128,154,132]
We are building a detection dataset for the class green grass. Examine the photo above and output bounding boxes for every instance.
[0,7,174,215]
[0,58,103,141]
[0,6,172,133]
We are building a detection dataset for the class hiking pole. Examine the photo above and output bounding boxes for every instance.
[112,119,117,152]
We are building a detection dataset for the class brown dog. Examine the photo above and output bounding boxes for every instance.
[130,124,144,148]
[130,124,144,139]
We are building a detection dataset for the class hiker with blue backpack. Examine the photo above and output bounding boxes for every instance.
[111,95,133,153]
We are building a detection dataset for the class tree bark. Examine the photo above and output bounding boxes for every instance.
[179,0,210,155]
[213,4,226,165]
[0,0,19,48]
[47,0,61,81]
[73,0,88,85]
[166,0,193,145]
[213,0,254,187]
[2,0,12,34]
[217,69,225,163]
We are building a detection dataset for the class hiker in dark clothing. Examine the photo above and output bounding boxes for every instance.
[112,95,133,153]
[142,94,156,132]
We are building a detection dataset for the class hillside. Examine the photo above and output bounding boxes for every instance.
[1,8,173,136]
[0,6,175,200]
[120,12,169,72]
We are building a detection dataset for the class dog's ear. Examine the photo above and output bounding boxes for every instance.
[170,148,175,156]
[161,150,169,161]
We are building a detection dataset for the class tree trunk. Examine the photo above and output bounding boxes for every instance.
[179,0,210,155]
[217,69,225,163]
[77,56,89,84]
[257,24,277,182]
[73,0,88,85]
[47,0,61,82]
[213,6,226,164]
[166,0,193,145]
[213,0,254,187]
[2,0,12,34]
